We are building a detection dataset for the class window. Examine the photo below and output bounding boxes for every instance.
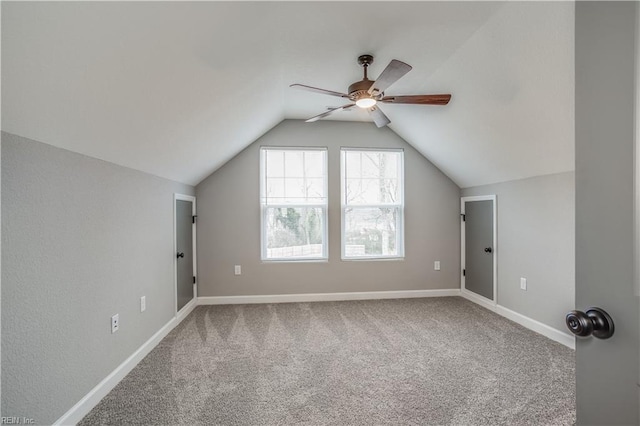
[341,148,404,259]
[260,147,328,261]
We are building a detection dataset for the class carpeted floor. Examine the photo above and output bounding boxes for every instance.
[79,297,575,425]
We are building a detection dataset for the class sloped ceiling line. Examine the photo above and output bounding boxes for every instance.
[2,1,574,187]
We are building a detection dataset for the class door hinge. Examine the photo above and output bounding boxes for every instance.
[192,215,197,224]
[463,269,466,276]
[460,214,465,221]
[193,276,196,284]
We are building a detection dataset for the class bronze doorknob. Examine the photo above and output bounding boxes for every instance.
[565,307,614,339]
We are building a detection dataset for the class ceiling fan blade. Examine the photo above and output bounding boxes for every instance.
[367,60,412,95]
[368,105,391,128]
[305,103,355,123]
[381,94,452,105]
[290,84,350,98]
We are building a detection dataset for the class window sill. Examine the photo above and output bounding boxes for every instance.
[261,258,329,264]
[341,256,405,262]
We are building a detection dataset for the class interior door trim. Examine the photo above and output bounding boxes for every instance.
[460,195,497,308]
[174,193,197,315]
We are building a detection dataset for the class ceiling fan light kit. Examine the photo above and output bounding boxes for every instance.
[355,98,376,109]
[291,54,451,128]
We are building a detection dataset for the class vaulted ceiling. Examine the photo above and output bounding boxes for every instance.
[2,1,574,188]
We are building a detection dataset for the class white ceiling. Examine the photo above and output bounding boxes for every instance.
[2,1,574,188]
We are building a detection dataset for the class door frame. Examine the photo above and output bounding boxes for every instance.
[174,193,197,317]
[460,195,498,309]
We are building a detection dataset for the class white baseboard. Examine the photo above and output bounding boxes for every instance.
[495,305,575,349]
[177,298,198,322]
[198,288,461,305]
[460,289,497,311]
[54,301,198,426]
[460,291,574,349]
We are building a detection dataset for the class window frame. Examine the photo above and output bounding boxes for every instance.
[340,147,405,260]
[260,146,329,262]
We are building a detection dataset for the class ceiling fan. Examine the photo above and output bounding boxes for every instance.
[290,54,451,128]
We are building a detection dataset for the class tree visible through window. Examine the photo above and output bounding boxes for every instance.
[260,148,328,260]
[341,149,404,259]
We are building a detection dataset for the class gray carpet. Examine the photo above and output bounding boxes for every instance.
[79,297,575,425]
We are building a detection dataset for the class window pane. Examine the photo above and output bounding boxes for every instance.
[369,151,400,179]
[284,151,304,177]
[262,149,327,205]
[361,152,382,178]
[381,151,401,178]
[346,178,399,205]
[284,178,306,200]
[344,207,399,257]
[304,151,324,177]
[265,177,285,200]
[345,178,361,204]
[265,150,285,177]
[345,151,362,179]
[265,207,325,259]
[306,178,326,201]
[346,151,401,179]
[360,179,381,204]
[344,150,402,206]
[376,178,399,203]
[383,154,400,179]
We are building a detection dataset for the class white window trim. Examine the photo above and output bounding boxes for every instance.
[340,147,405,260]
[260,146,329,262]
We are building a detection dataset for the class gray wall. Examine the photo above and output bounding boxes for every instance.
[196,120,461,296]
[462,172,575,333]
[1,132,194,425]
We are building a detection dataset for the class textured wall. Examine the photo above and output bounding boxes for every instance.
[1,132,194,424]
[462,172,575,333]
[196,120,461,297]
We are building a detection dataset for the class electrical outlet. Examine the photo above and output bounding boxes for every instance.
[140,296,146,312]
[111,314,119,333]
[434,261,441,271]
[234,265,241,275]
[520,277,527,291]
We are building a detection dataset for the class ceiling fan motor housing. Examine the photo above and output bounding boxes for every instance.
[348,79,380,102]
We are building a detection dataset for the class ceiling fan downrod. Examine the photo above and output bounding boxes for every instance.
[357,54,374,80]
[349,55,378,103]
